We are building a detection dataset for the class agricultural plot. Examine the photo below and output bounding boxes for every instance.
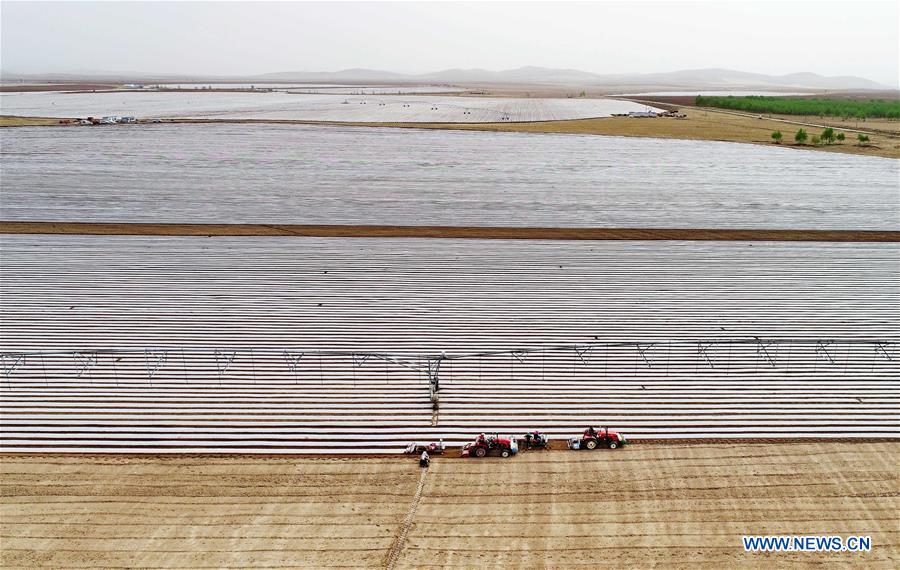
[2,444,898,569]
[0,91,657,122]
[3,124,898,229]
[1,235,897,451]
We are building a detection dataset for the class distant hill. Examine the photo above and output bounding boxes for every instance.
[3,66,892,91]
[250,68,410,83]
[626,68,889,91]
[250,66,890,91]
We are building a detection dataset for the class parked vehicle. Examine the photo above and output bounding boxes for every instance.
[100,116,119,124]
[461,433,518,458]
[568,426,627,450]
[120,116,137,123]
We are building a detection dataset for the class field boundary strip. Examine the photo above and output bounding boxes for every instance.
[2,222,899,242]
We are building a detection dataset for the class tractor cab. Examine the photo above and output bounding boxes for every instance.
[461,433,518,458]
[568,426,627,450]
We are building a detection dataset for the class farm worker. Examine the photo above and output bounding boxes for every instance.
[586,426,597,438]
[420,450,430,468]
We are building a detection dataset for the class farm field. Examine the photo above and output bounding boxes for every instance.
[0,91,660,122]
[763,114,900,135]
[0,115,62,126]
[4,100,897,158]
[2,235,897,451]
[3,124,898,228]
[2,443,898,569]
[363,107,900,159]
[3,236,897,353]
[693,95,900,119]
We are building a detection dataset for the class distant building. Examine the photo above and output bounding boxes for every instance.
[628,111,658,118]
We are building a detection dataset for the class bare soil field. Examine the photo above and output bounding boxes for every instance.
[765,114,900,135]
[2,221,899,242]
[2,443,897,569]
[0,116,66,127]
[0,84,118,92]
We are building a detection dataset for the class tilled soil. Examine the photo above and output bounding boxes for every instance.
[1,443,898,569]
[2,221,898,242]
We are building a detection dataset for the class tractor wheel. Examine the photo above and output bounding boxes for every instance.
[609,441,618,449]
[474,447,487,458]
[584,439,598,450]
[501,449,510,458]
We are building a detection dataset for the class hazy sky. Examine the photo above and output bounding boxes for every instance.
[2,1,898,85]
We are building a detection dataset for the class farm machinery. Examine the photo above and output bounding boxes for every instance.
[522,430,549,450]
[461,433,519,458]
[404,440,445,455]
[567,426,627,450]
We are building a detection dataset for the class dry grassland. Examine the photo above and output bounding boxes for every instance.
[2,443,898,569]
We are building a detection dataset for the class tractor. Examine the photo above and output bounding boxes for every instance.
[461,433,518,458]
[568,426,626,450]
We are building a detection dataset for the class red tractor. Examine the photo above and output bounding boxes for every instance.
[461,433,519,458]
[568,426,627,450]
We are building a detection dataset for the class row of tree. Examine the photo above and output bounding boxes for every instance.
[697,96,900,119]
[771,128,870,146]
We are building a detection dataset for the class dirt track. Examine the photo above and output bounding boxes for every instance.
[2,221,899,242]
[2,443,898,568]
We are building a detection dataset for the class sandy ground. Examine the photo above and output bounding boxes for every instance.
[2,443,897,569]
[2,222,898,242]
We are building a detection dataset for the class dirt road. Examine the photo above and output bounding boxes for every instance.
[2,443,897,568]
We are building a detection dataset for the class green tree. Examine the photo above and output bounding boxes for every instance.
[836,132,845,143]
[811,135,821,146]
[794,128,808,144]
[821,127,836,145]
[771,130,783,144]
[857,133,870,146]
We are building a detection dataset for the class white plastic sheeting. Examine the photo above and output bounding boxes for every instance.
[0,91,658,122]
[3,124,898,229]
[1,235,898,452]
